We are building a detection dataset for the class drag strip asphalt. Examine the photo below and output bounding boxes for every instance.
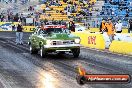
[0,32,131,88]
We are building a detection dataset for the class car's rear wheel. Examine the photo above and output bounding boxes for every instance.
[40,47,46,58]
[72,48,80,58]
[29,45,38,54]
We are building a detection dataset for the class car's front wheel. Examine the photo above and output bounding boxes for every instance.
[29,45,38,54]
[40,47,46,58]
[72,48,80,58]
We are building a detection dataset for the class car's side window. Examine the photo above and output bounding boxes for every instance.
[34,28,39,34]
[37,29,41,35]
[65,29,70,33]
[41,30,46,34]
[37,29,47,35]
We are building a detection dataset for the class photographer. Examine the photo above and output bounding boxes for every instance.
[68,18,75,32]
[128,19,132,33]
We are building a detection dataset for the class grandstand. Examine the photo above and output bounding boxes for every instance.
[39,0,97,22]
[100,0,132,17]
[38,0,132,28]
[0,0,131,28]
[0,0,38,13]
[99,0,132,27]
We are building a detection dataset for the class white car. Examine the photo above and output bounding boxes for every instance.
[75,24,86,32]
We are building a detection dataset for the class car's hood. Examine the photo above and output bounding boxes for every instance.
[47,33,78,40]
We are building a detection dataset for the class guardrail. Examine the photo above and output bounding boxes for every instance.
[72,31,132,55]
[0,22,35,32]
[72,32,105,50]
[109,40,132,55]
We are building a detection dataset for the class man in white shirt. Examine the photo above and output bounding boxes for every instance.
[115,20,123,33]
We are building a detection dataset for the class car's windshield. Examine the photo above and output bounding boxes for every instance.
[46,28,63,33]
[38,28,70,35]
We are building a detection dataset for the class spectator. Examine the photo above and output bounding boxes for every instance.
[112,10,115,15]
[96,21,99,28]
[115,20,123,33]
[63,0,67,3]
[45,5,51,11]
[14,13,19,22]
[92,20,95,27]
[68,18,75,32]
[52,18,56,24]
[87,23,90,30]
[41,23,45,30]
[35,18,39,26]
[105,19,115,42]
[44,18,48,25]
[12,23,16,31]
[128,19,132,33]
[1,14,4,22]
[3,17,7,22]
[16,23,23,45]
[8,14,11,22]
[125,13,129,17]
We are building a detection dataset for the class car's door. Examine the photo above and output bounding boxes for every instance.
[34,29,43,49]
[31,28,40,49]
[36,29,47,49]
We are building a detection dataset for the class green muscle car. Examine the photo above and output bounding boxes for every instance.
[28,25,81,58]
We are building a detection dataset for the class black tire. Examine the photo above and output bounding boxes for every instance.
[72,48,80,58]
[40,47,46,58]
[29,45,38,54]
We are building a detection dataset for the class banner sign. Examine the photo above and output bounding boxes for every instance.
[0,22,19,31]
[76,66,131,85]
[0,22,35,32]
[88,36,96,45]
[23,26,36,32]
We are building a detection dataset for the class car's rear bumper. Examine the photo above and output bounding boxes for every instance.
[44,44,81,49]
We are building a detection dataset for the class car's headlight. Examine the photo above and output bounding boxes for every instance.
[46,40,52,45]
[74,39,80,44]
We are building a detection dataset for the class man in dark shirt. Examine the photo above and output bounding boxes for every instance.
[128,19,132,33]
[69,18,75,32]
[16,23,23,45]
